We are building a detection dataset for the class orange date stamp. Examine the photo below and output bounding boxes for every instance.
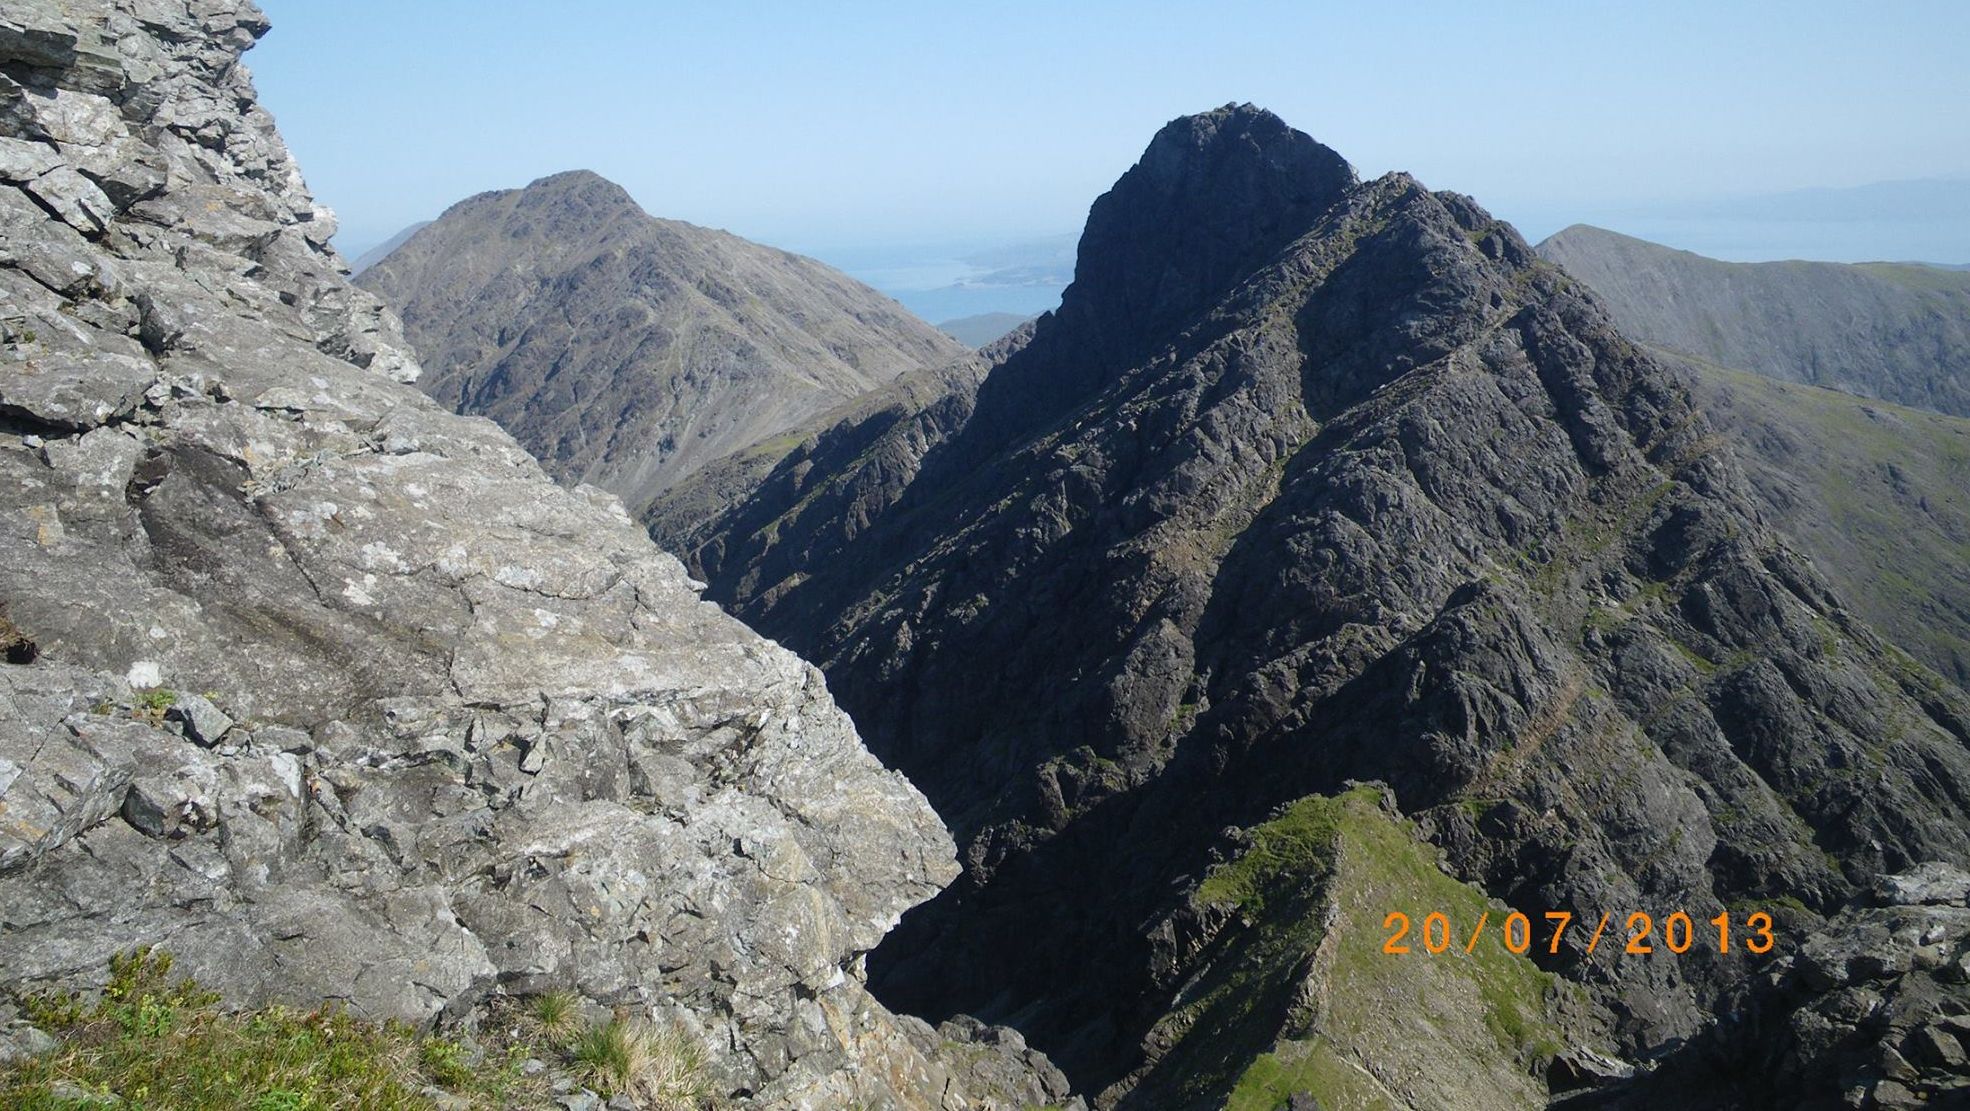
[1381,910,1776,957]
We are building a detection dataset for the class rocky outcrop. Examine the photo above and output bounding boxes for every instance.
[670,105,1970,1107]
[648,353,994,604]
[0,3,1062,1106]
[355,172,965,515]
[1536,224,1970,418]
[1590,864,1970,1109]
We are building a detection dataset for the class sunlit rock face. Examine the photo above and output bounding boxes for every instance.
[0,4,1074,1106]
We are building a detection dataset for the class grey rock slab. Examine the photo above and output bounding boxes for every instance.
[1909,1024,1969,1070]
[163,691,231,746]
[0,671,160,875]
[0,1022,60,1065]
[1877,863,1970,907]
[1,321,154,431]
[0,2,80,71]
[0,137,60,182]
[19,163,112,235]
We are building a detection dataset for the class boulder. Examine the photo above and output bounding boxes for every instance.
[1877,863,1970,908]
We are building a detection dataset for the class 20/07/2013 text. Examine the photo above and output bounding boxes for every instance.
[1381,910,1776,957]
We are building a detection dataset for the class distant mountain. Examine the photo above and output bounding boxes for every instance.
[356,172,965,513]
[1514,179,1970,264]
[662,105,1970,1107]
[346,220,428,275]
[937,312,1037,347]
[1652,178,1970,224]
[1538,224,1970,417]
[1537,227,1970,684]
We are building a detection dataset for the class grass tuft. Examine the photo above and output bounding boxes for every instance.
[132,688,178,726]
[529,989,582,1044]
[570,1016,709,1109]
[2,949,714,1110]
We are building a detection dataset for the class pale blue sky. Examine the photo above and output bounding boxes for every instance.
[252,1,1970,271]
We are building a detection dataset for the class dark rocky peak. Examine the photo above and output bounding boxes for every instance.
[1059,103,1356,355]
[673,102,1970,1106]
[962,105,1357,453]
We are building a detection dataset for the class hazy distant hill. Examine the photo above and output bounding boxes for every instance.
[346,220,428,275]
[1658,177,1970,223]
[1536,224,1970,417]
[1533,178,1970,262]
[937,311,1037,347]
[356,171,964,512]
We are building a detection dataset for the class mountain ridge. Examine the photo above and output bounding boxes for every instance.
[665,106,1970,1108]
[346,218,429,275]
[1536,225,1970,689]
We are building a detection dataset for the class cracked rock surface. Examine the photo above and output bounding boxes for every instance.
[0,3,1074,1106]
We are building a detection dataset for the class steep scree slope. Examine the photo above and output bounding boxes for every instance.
[667,105,1970,1109]
[0,3,1073,1107]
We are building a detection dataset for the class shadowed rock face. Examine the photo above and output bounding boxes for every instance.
[670,105,1970,1107]
[1058,104,1356,368]
[0,3,1073,1107]
[1536,224,1970,418]
[355,170,965,515]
